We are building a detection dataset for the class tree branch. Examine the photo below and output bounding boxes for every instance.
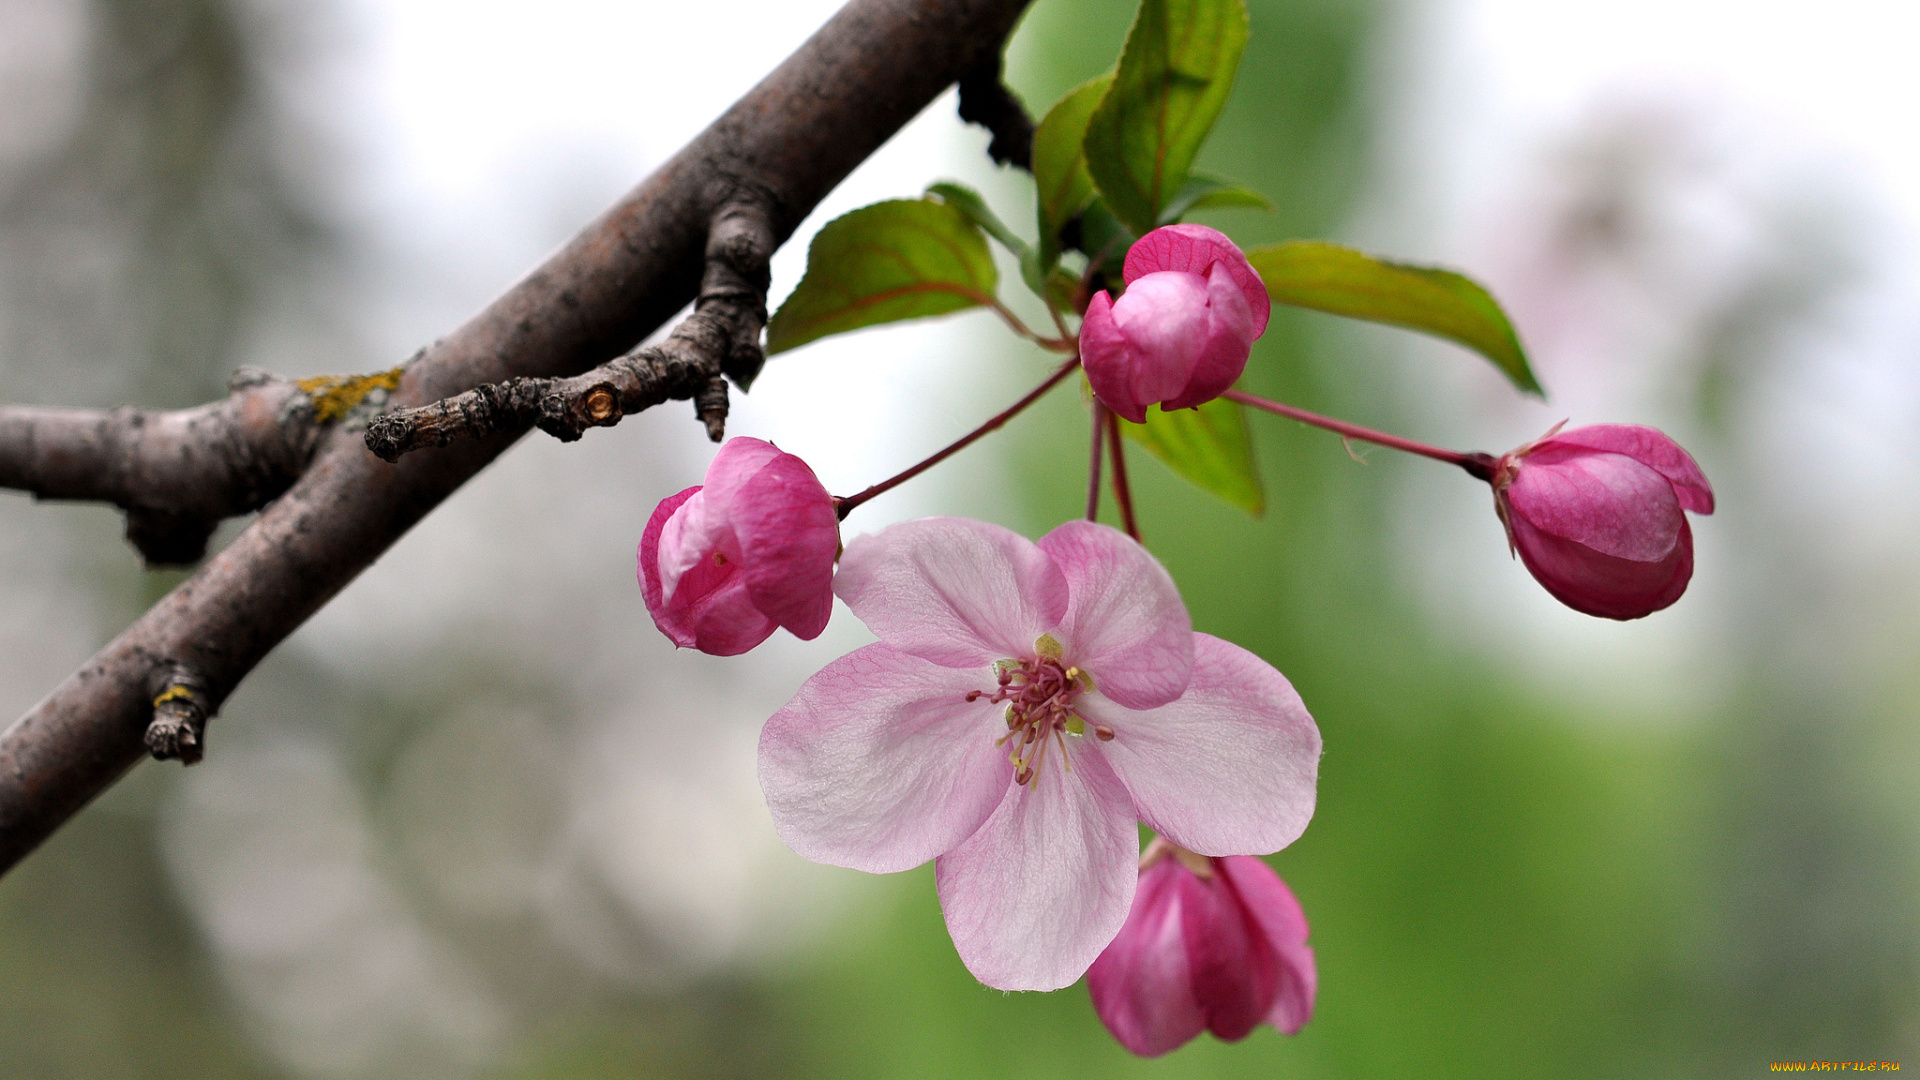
[0,368,386,564]
[362,199,776,458]
[0,0,1034,873]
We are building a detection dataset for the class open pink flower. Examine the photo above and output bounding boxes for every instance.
[758,518,1320,991]
[1080,224,1271,423]
[638,437,839,655]
[1492,424,1715,620]
[1088,839,1315,1057]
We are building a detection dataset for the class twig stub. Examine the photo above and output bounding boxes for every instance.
[145,666,213,766]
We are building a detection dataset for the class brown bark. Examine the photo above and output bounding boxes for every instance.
[0,370,346,564]
[0,0,1034,874]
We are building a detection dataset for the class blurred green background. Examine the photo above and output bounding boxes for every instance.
[2,0,1915,1076]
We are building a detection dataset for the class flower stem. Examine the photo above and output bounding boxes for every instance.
[1224,389,1496,480]
[1105,411,1140,542]
[986,298,1077,353]
[836,358,1083,520]
[1087,400,1107,522]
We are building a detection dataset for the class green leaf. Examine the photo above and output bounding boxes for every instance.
[1083,0,1250,237]
[766,199,998,355]
[1246,241,1543,395]
[1032,74,1113,254]
[1119,397,1264,515]
[1019,243,1050,301]
[1076,197,1136,270]
[1045,266,1081,316]
[1158,172,1273,224]
[926,181,1026,256]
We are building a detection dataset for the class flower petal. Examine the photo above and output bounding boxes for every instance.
[734,451,839,640]
[1507,450,1682,562]
[648,485,776,656]
[934,746,1138,991]
[1122,224,1271,337]
[1087,858,1206,1057]
[638,485,701,646]
[1214,856,1315,1035]
[834,518,1069,668]
[1081,291,1151,424]
[1184,863,1274,1043]
[1086,634,1320,856]
[699,436,786,504]
[759,644,1008,874]
[1162,262,1257,412]
[674,565,778,656]
[1037,521,1192,710]
[1542,424,1714,514]
[656,486,735,604]
[1507,504,1694,620]
[1107,271,1210,410]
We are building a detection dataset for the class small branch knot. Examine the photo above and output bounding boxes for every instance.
[696,375,729,442]
[145,666,213,765]
[584,386,620,423]
[363,198,772,459]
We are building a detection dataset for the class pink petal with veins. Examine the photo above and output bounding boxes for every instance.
[1540,424,1714,513]
[1215,855,1316,1035]
[1036,520,1192,710]
[934,746,1138,991]
[1087,858,1207,1056]
[1085,634,1319,857]
[1162,263,1258,412]
[834,517,1069,668]
[1123,223,1271,337]
[759,643,1010,874]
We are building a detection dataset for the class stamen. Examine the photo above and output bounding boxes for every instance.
[969,650,1101,786]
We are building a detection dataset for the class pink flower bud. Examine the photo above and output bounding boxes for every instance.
[1081,224,1271,423]
[1088,841,1315,1057]
[1492,424,1715,620]
[638,437,839,655]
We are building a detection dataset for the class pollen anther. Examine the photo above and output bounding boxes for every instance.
[975,650,1094,787]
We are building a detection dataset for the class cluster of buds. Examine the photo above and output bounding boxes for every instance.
[634,223,1714,1057]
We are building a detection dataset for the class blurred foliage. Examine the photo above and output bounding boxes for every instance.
[0,807,269,1079]
[0,0,323,409]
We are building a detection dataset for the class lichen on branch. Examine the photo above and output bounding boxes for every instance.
[0,366,402,565]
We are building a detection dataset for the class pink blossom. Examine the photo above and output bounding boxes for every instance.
[638,437,839,655]
[1492,423,1715,620]
[1088,839,1315,1057]
[1080,224,1271,423]
[758,518,1320,991]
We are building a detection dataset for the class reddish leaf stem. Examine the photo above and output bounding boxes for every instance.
[1106,410,1140,542]
[1087,400,1107,521]
[1224,389,1491,477]
[986,298,1077,353]
[836,358,1082,520]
